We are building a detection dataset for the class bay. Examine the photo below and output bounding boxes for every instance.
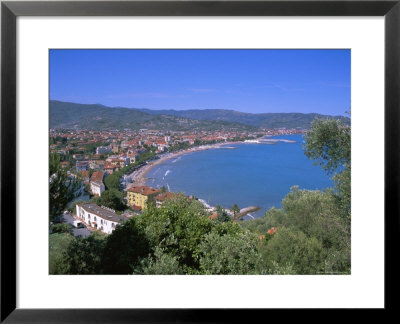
[146,135,333,218]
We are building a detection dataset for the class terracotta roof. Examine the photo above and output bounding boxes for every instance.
[127,186,160,196]
[90,171,104,183]
[131,205,142,211]
[80,170,89,178]
[155,192,175,202]
[208,213,218,220]
[267,227,278,235]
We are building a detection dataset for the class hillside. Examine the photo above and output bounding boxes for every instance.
[137,108,350,129]
[50,100,350,131]
[49,101,257,131]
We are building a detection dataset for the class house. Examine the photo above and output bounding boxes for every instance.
[90,171,105,196]
[76,161,89,172]
[104,164,117,174]
[79,170,89,184]
[126,186,160,210]
[154,192,176,208]
[75,203,128,234]
[96,146,111,155]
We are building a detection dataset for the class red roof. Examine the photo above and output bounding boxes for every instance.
[127,186,160,196]
[90,171,104,182]
[155,192,175,202]
[267,227,278,235]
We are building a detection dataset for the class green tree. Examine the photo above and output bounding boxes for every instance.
[259,227,325,274]
[136,196,213,272]
[49,153,80,221]
[198,230,260,274]
[61,232,106,274]
[102,217,151,274]
[50,223,73,235]
[304,116,351,217]
[95,189,126,212]
[49,232,74,274]
[136,247,183,275]
[104,172,121,190]
[216,205,231,223]
[230,203,240,217]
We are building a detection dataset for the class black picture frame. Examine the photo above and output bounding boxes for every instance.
[1,0,399,322]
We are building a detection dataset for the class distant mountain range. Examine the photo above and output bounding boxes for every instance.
[50,100,350,131]
[137,108,350,129]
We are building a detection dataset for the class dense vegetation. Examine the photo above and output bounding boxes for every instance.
[49,116,350,275]
[50,100,257,131]
[49,153,80,221]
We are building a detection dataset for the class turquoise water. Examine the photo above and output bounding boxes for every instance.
[146,135,333,218]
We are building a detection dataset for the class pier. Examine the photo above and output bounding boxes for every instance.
[233,206,261,220]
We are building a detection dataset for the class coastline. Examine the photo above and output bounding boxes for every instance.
[128,141,242,187]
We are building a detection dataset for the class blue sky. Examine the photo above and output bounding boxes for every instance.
[50,49,350,116]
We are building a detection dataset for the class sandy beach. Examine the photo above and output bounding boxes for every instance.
[128,142,241,187]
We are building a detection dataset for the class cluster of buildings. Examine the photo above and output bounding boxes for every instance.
[126,186,177,211]
[51,127,304,235]
[74,187,178,234]
[75,203,128,234]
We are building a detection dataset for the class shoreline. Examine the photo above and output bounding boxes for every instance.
[128,141,243,187]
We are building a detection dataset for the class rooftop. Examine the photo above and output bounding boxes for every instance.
[127,186,160,196]
[78,203,128,223]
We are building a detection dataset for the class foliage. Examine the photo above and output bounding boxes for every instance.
[216,205,231,223]
[49,233,74,274]
[230,203,240,217]
[68,199,86,214]
[258,227,326,274]
[50,223,73,235]
[61,232,107,274]
[104,172,121,190]
[49,153,80,221]
[136,247,184,275]
[304,117,350,174]
[240,207,285,235]
[101,217,151,274]
[91,189,126,212]
[304,117,351,216]
[135,196,213,272]
[198,230,260,274]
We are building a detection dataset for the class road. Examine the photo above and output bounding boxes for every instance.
[62,212,91,238]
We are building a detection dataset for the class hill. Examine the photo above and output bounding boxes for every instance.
[49,101,257,131]
[50,100,350,131]
[137,108,350,129]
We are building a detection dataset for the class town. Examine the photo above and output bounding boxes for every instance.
[50,127,305,235]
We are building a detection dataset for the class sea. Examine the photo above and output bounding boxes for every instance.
[146,135,333,218]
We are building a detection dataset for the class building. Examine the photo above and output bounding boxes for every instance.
[154,192,176,208]
[90,171,105,196]
[76,161,89,172]
[126,186,160,210]
[96,146,112,155]
[79,170,89,184]
[76,203,128,234]
[112,144,119,153]
[104,164,117,174]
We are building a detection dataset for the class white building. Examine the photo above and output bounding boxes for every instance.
[96,146,112,155]
[90,181,105,196]
[76,203,128,234]
[90,171,105,196]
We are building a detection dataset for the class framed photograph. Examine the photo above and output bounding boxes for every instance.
[1,0,399,321]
